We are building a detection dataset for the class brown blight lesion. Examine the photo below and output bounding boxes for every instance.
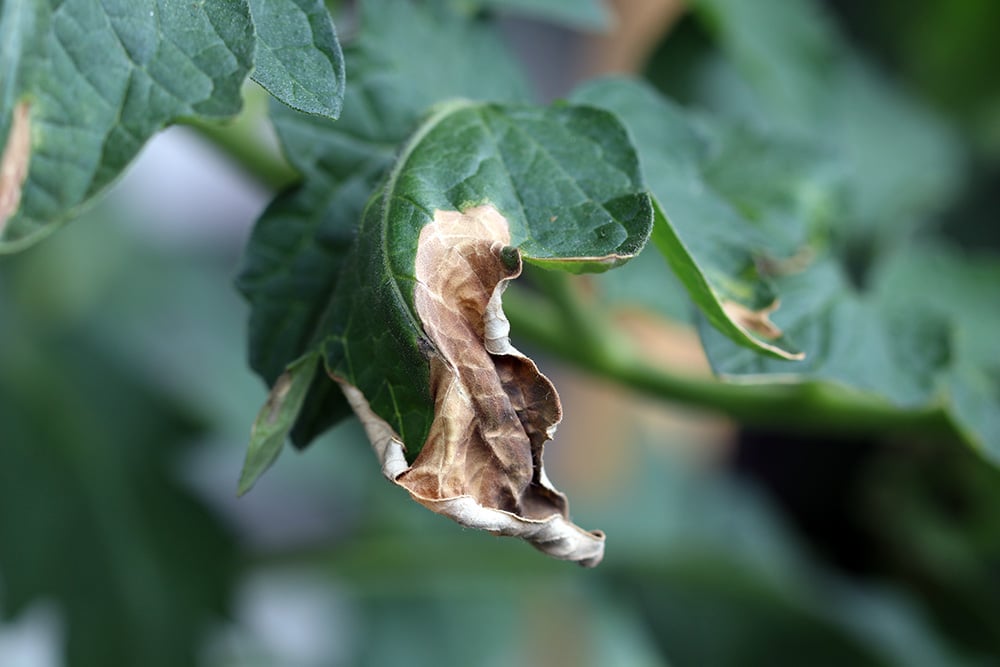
[721,298,806,361]
[337,205,605,566]
[0,102,31,234]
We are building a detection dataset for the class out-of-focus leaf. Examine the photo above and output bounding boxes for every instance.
[573,77,839,359]
[861,441,1000,659]
[248,0,345,120]
[465,0,611,30]
[687,0,964,244]
[0,303,236,667]
[590,239,693,324]
[699,258,950,409]
[237,0,532,447]
[575,442,973,667]
[686,0,840,125]
[874,245,1000,459]
[700,242,1000,462]
[0,0,255,252]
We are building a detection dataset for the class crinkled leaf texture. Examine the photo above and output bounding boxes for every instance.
[244,100,652,566]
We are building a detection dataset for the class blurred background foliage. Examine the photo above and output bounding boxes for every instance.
[2,0,1000,665]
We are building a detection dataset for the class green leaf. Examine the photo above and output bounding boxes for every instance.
[238,351,319,495]
[0,317,235,667]
[699,240,1000,461]
[0,0,255,252]
[238,0,532,446]
[248,0,345,120]
[572,77,839,359]
[304,99,648,564]
[687,0,963,244]
[687,0,841,125]
[322,99,651,451]
[466,0,611,30]
[874,245,1000,460]
[699,258,951,408]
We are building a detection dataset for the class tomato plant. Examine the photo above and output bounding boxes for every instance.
[2,0,999,665]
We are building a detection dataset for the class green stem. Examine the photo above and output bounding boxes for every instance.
[525,267,621,361]
[181,115,298,191]
[186,93,959,444]
[503,284,957,440]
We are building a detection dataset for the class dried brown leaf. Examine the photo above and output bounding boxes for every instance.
[337,205,605,566]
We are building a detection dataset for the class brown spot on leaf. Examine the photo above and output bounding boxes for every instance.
[721,299,806,361]
[339,205,605,566]
[0,102,31,234]
[722,299,783,339]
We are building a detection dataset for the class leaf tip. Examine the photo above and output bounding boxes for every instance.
[237,354,319,496]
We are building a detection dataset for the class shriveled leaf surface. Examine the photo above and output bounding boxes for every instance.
[322,99,652,454]
[311,100,650,564]
[237,2,640,563]
[0,0,254,251]
[573,77,837,359]
[238,0,532,446]
[248,0,344,120]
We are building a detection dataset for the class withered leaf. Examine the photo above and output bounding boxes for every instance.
[337,207,605,565]
[314,101,651,564]
[244,100,651,564]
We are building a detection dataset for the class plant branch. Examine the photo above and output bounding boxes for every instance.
[502,282,958,441]
[180,85,299,191]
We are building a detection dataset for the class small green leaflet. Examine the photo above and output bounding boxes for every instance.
[238,351,319,495]
[248,0,345,120]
